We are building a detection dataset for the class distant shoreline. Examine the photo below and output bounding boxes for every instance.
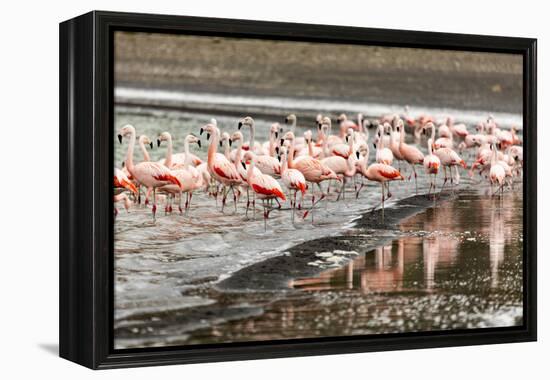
[115,32,523,114]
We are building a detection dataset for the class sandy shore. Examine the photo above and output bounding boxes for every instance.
[115,32,522,113]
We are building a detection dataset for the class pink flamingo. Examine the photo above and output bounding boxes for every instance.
[231,131,262,216]
[433,143,467,191]
[489,143,506,195]
[321,133,357,200]
[238,116,281,176]
[242,151,286,230]
[201,123,242,212]
[375,124,394,165]
[423,138,440,198]
[397,120,424,194]
[286,131,339,208]
[356,152,404,213]
[279,146,307,222]
[118,125,181,219]
[158,134,203,214]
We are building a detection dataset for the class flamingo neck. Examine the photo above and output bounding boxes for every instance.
[339,124,346,139]
[164,134,173,168]
[307,139,314,157]
[321,129,329,158]
[288,140,296,169]
[183,137,191,168]
[357,115,363,133]
[139,139,150,161]
[281,153,288,174]
[248,123,255,153]
[269,132,276,157]
[207,129,219,170]
[247,156,256,181]
[427,138,433,155]
[224,139,230,159]
[125,129,136,174]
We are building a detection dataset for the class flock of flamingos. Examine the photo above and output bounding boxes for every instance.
[114,111,523,228]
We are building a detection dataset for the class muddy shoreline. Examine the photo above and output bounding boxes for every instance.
[218,193,452,291]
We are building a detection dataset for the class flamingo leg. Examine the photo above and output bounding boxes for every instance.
[179,192,183,214]
[152,188,157,220]
[245,187,250,218]
[187,192,193,216]
[337,176,346,201]
[262,199,268,231]
[413,165,418,194]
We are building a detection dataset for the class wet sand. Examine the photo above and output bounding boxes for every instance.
[114,189,523,348]
[115,32,522,113]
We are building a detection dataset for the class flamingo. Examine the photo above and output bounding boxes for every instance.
[241,151,286,230]
[286,131,339,219]
[321,132,357,200]
[423,138,440,198]
[355,152,404,213]
[489,143,506,195]
[200,123,242,212]
[330,128,355,159]
[279,146,307,221]
[397,120,424,194]
[284,114,307,149]
[238,116,281,175]
[375,123,394,165]
[231,131,262,216]
[118,124,181,219]
[434,143,467,191]
[262,123,283,157]
[158,134,203,214]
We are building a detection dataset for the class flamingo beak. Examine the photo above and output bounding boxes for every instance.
[274,132,278,139]
[284,117,288,123]
[157,139,161,147]
[356,151,360,159]
[373,142,377,149]
[149,142,153,149]
[238,122,242,129]
[228,139,232,147]
[206,133,211,140]
[275,146,279,155]
[117,134,123,144]
[197,140,201,148]
[199,128,204,135]
[241,161,247,170]
[219,140,223,147]
[280,139,285,146]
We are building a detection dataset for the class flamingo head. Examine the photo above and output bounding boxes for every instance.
[283,131,295,145]
[230,131,243,145]
[186,134,201,149]
[118,124,135,143]
[336,113,347,124]
[139,135,153,149]
[157,131,172,147]
[284,114,296,125]
[270,123,281,139]
[220,132,230,148]
[238,116,254,130]
[304,130,313,144]
[200,123,217,140]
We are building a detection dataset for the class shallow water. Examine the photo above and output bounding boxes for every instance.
[114,105,523,349]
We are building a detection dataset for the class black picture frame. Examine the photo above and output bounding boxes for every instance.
[59,10,537,369]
